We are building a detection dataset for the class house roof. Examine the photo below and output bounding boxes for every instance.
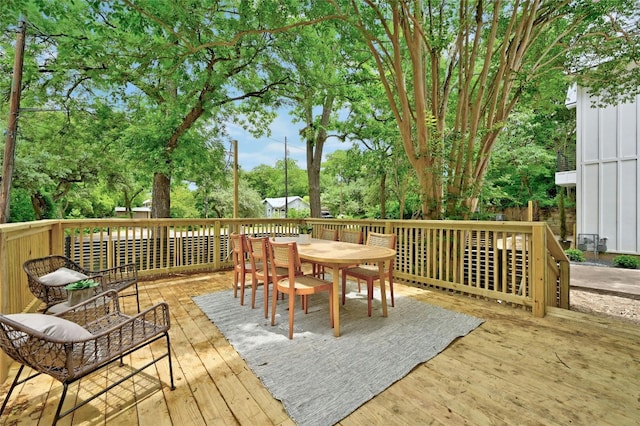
[262,196,306,209]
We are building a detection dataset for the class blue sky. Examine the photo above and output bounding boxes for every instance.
[225,110,346,171]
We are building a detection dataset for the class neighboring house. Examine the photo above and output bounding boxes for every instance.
[559,84,640,255]
[114,199,152,219]
[262,196,309,218]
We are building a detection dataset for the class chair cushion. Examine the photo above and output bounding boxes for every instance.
[6,313,93,341]
[5,314,99,370]
[39,267,88,286]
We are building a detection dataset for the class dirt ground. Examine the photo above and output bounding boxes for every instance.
[570,289,640,324]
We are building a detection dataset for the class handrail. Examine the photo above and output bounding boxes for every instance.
[0,217,568,381]
[0,218,568,313]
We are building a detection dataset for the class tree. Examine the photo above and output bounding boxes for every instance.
[196,179,263,218]
[244,159,308,200]
[483,109,559,207]
[272,20,352,217]
[333,0,640,219]
[8,1,335,218]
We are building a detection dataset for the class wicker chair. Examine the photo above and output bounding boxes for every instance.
[0,290,174,425]
[23,255,139,313]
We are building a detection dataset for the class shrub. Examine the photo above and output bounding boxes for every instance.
[565,248,585,262]
[613,255,640,269]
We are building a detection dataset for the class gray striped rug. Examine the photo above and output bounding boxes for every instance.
[193,282,483,426]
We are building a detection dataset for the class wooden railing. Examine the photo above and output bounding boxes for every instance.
[0,217,569,380]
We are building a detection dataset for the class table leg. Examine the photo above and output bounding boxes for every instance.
[332,265,340,337]
[378,261,388,317]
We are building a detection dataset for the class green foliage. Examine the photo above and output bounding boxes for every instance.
[244,159,308,199]
[8,188,36,222]
[194,177,263,218]
[298,224,313,234]
[565,249,585,262]
[64,279,100,291]
[482,108,564,210]
[3,1,638,222]
[287,208,310,219]
[612,255,640,269]
[171,183,201,219]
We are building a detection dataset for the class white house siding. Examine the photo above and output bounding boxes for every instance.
[577,86,640,255]
[262,196,310,218]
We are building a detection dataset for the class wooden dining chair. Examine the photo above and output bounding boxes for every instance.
[320,228,339,241]
[339,228,365,290]
[269,241,334,339]
[340,229,363,244]
[313,228,339,278]
[230,233,257,307]
[247,236,294,318]
[341,232,397,316]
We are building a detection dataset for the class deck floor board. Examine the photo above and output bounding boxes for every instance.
[1,271,638,425]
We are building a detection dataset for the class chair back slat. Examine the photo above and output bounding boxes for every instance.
[366,232,396,268]
[269,241,301,272]
[247,236,267,264]
[230,233,248,264]
[367,232,396,249]
[340,229,363,244]
[320,228,339,241]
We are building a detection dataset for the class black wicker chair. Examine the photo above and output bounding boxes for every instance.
[23,255,139,312]
[0,290,174,425]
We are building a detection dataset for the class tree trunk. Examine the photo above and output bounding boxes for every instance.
[304,94,334,218]
[0,20,26,223]
[307,155,322,217]
[30,193,47,220]
[152,172,171,218]
[379,172,386,219]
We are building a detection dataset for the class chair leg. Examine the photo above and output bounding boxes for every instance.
[389,274,395,307]
[0,364,25,416]
[239,271,246,305]
[165,332,176,390]
[341,273,347,305]
[233,270,239,298]
[263,281,269,319]
[367,280,374,317]
[53,382,70,425]
[271,288,278,326]
[134,282,141,313]
[250,274,257,309]
[288,290,296,339]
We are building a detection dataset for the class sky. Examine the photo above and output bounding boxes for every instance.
[224,109,347,171]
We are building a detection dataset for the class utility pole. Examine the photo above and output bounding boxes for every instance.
[284,136,288,218]
[233,140,238,218]
[0,19,26,223]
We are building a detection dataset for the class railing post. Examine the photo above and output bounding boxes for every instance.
[531,223,547,317]
[51,220,64,255]
[558,261,570,309]
[214,220,222,270]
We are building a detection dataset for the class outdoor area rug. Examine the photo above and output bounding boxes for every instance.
[193,283,483,426]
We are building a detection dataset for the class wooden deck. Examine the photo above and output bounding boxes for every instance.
[1,271,638,425]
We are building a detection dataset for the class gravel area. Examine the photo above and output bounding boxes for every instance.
[570,289,640,325]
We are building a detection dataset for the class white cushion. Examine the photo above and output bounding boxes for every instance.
[39,267,88,286]
[5,313,93,341]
